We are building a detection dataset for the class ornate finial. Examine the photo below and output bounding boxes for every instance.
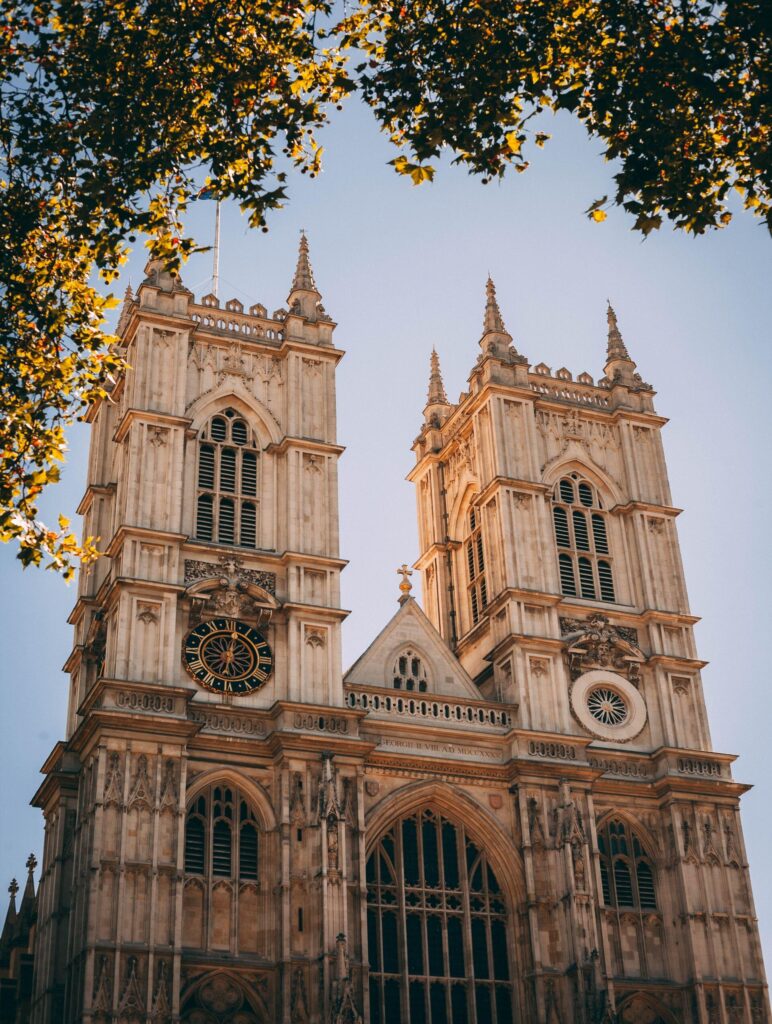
[426,347,449,406]
[483,276,507,335]
[606,300,631,364]
[290,230,318,293]
[25,854,37,877]
[397,564,413,604]
[8,879,18,900]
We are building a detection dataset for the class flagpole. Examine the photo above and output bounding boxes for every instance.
[212,200,221,299]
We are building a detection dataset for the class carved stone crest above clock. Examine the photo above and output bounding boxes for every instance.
[184,556,278,627]
[560,613,645,684]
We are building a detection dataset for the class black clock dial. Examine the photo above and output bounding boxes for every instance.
[182,618,273,694]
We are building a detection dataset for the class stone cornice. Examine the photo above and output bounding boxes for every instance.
[611,500,683,518]
[264,436,345,457]
[76,482,116,517]
[105,524,188,558]
[113,408,192,444]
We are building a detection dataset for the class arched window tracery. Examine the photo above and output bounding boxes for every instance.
[195,408,260,548]
[182,782,264,954]
[392,649,428,692]
[552,474,615,602]
[597,818,657,911]
[465,505,488,627]
[367,808,514,1024]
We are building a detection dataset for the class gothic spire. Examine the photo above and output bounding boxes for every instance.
[287,231,324,319]
[604,301,636,380]
[606,302,631,362]
[117,283,134,335]
[290,231,318,295]
[427,348,448,406]
[0,879,18,950]
[483,276,507,336]
[424,347,451,426]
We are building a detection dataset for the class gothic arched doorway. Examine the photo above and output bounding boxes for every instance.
[366,807,515,1024]
[618,992,680,1024]
[181,972,265,1024]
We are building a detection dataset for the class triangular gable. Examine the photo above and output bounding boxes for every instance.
[344,598,480,700]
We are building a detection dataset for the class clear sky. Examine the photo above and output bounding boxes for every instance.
[1,98,770,967]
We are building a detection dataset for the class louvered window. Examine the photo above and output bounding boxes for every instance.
[558,554,577,596]
[240,503,257,548]
[465,505,488,628]
[552,475,616,604]
[195,409,260,547]
[184,785,261,880]
[597,819,657,912]
[367,809,515,1024]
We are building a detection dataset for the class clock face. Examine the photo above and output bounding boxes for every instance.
[182,618,273,694]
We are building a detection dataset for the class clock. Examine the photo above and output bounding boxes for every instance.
[182,617,273,694]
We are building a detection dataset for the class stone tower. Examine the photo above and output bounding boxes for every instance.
[28,260,768,1024]
[30,239,359,1024]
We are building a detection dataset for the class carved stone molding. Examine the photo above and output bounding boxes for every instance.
[184,555,276,595]
[560,614,645,684]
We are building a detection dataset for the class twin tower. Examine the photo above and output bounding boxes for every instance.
[17,238,768,1023]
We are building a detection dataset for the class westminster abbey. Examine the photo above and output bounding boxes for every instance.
[1,238,768,1023]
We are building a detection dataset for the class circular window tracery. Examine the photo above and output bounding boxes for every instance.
[570,670,647,742]
[587,686,628,726]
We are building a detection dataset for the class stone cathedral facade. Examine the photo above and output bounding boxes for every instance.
[16,239,769,1024]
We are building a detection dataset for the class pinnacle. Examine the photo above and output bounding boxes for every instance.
[427,347,449,406]
[606,301,632,364]
[483,276,507,336]
[290,231,318,294]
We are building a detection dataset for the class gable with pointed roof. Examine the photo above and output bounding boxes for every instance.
[344,596,481,700]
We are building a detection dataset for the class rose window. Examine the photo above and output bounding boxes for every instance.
[587,687,628,726]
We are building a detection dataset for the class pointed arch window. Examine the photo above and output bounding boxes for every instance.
[392,649,428,692]
[367,809,515,1024]
[184,784,261,881]
[597,818,657,911]
[552,475,616,603]
[195,409,261,548]
[465,505,488,627]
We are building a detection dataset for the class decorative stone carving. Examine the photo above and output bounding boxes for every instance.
[127,755,153,810]
[151,960,171,1022]
[290,772,306,829]
[331,934,363,1024]
[527,797,547,848]
[554,781,586,850]
[560,614,645,684]
[103,751,123,806]
[118,956,144,1015]
[199,974,243,1016]
[703,818,721,864]
[159,760,177,810]
[137,602,160,624]
[291,966,309,1023]
[92,954,112,1014]
[317,752,343,823]
[305,627,326,648]
[529,657,549,677]
[365,780,380,798]
[147,425,169,447]
[724,817,740,866]
[184,555,276,595]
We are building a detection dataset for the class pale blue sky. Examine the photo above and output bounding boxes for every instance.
[1,99,770,966]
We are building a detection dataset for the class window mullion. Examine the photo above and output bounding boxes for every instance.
[396,824,411,1024]
[458,825,478,1024]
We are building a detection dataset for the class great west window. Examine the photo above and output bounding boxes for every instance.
[367,809,514,1024]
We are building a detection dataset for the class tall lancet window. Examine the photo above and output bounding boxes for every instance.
[367,809,514,1024]
[195,409,259,548]
[465,505,488,626]
[552,475,615,602]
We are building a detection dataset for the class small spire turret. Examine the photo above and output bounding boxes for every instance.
[483,276,507,336]
[291,231,317,293]
[287,231,323,320]
[479,276,517,362]
[604,301,636,382]
[427,348,448,406]
[424,348,452,427]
